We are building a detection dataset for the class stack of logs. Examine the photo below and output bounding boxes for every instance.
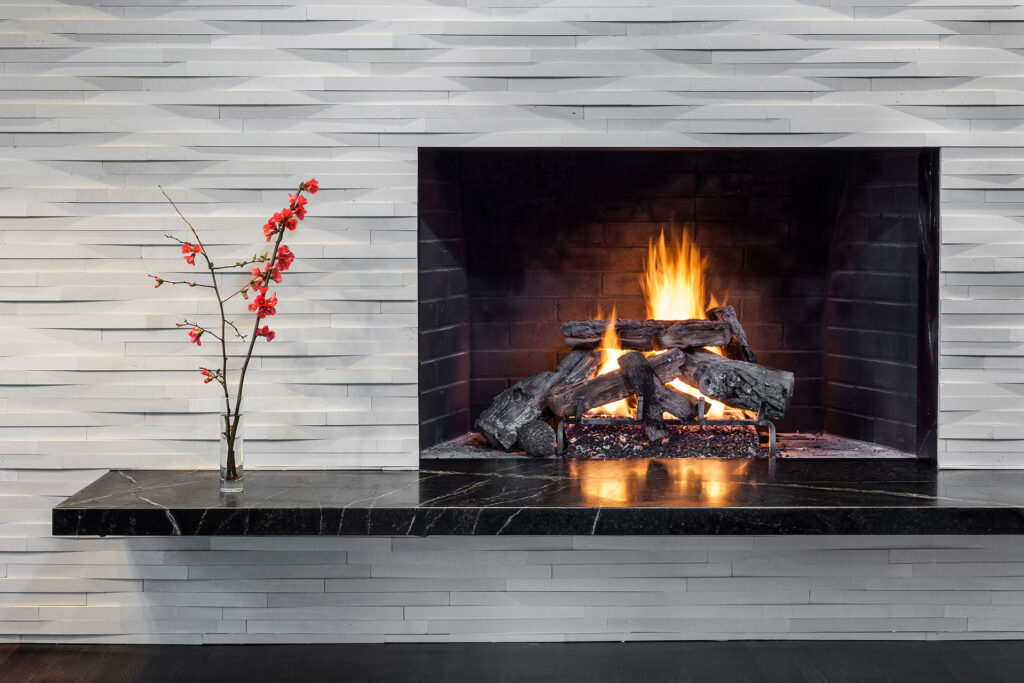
[474,305,795,457]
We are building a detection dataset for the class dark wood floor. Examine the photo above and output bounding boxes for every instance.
[1,641,1023,682]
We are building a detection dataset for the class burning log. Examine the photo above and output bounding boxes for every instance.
[517,420,557,458]
[475,348,600,451]
[562,319,729,351]
[706,305,757,364]
[618,352,700,440]
[545,348,687,419]
[676,349,794,419]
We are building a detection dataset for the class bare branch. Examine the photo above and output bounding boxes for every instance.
[224,319,248,341]
[149,275,214,289]
[212,254,269,271]
[159,188,204,247]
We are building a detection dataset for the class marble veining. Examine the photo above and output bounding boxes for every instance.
[52,459,1024,537]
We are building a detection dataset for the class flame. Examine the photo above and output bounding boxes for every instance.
[643,229,713,321]
[589,311,633,418]
[588,228,744,420]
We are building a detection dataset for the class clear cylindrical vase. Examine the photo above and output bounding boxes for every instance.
[219,411,244,493]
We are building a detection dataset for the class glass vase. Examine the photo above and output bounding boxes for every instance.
[220,410,243,493]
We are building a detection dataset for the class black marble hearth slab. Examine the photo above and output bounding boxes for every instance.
[53,459,1024,537]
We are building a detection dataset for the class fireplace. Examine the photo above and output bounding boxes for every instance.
[419,148,939,461]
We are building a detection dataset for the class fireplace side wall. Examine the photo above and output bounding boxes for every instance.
[824,150,923,454]
[418,151,472,448]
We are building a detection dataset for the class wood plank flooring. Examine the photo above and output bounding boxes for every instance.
[1,641,1022,682]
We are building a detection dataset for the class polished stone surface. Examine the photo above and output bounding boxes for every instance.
[53,459,1024,536]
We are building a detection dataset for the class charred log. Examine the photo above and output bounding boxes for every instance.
[676,349,794,419]
[706,305,757,364]
[554,347,603,386]
[618,351,700,440]
[562,319,729,351]
[475,348,600,451]
[545,348,687,419]
[517,420,557,458]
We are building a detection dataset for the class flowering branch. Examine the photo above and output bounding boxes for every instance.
[229,185,314,457]
[176,320,222,344]
[153,178,319,487]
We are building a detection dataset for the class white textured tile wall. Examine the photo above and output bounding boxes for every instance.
[3,0,1024,641]
[6,532,1024,643]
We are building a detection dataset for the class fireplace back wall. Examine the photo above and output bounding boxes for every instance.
[419,148,936,456]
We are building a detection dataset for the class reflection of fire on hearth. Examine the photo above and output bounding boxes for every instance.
[569,458,753,506]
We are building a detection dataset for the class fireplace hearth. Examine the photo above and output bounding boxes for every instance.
[419,148,939,462]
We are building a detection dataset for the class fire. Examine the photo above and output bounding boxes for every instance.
[587,228,741,420]
[591,311,632,418]
[642,229,713,321]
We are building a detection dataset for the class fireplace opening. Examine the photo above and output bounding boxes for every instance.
[418,148,939,461]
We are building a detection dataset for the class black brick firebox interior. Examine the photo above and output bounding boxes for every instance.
[418,148,939,459]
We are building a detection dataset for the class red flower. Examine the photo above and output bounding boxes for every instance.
[200,368,214,384]
[293,205,306,220]
[285,217,298,231]
[277,246,294,271]
[254,264,281,284]
[290,194,307,208]
[181,242,202,265]
[153,277,164,288]
[303,178,319,194]
[248,292,277,318]
[188,327,202,346]
[256,325,276,342]
[263,221,276,241]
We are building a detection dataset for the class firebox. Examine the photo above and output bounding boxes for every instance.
[419,148,939,461]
